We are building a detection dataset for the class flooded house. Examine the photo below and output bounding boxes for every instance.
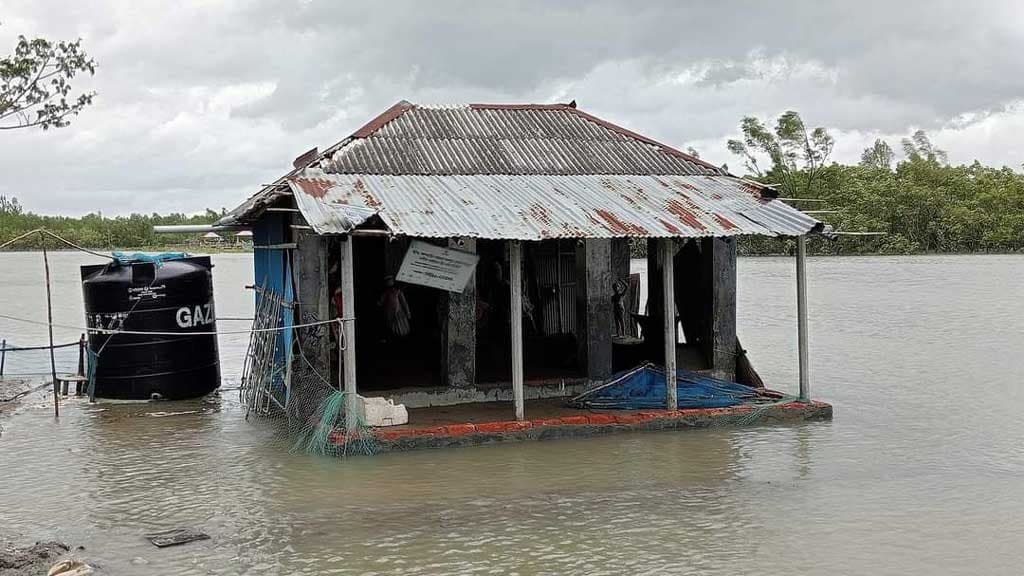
[217,101,831,450]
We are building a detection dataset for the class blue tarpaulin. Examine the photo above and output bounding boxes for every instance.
[568,363,760,410]
[111,252,188,267]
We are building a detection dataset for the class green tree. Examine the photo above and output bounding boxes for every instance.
[726,110,834,198]
[901,130,948,165]
[0,24,97,130]
[725,112,1024,257]
[0,195,22,215]
[860,139,895,170]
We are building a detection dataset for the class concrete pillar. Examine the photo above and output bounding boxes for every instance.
[662,238,677,410]
[340,236,358,430]
[294,229,331,380]
[796,235,809,400]
[575,238,613,381]
[444,238,476,388]
[710,238,737,381]
[510,241,525,421]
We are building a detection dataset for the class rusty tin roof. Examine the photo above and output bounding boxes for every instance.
[222,101,820,239]
[317,102,724,176]
[286,170,818,239]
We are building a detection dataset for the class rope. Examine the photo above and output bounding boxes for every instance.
[0,311,350,336]
[0,228,115,260]
[0,341,80,352]
[0,229,47,250]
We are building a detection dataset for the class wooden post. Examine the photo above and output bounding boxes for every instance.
[710,238,737,381]
[42,241,59,418]
[1,338,6,377]
[340,236,358,431]
[76,334,86,395]
[77,334,86,375]
[661,238,677,410]
[796,235,810,401]
[510,241,525,421]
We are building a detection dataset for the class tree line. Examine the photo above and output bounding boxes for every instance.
[725,112,1024,255]
[0,197,227,250]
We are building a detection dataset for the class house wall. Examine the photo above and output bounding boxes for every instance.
[293,225,331,382]
[251,213,294,393]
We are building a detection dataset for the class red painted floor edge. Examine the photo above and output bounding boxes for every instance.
[328,401,832,445]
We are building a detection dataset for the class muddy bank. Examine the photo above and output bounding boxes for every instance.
[0,539,76,576]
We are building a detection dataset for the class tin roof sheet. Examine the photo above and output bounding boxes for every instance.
[315,103,724,176]
[220,101,820,239]
[287,170,819,239]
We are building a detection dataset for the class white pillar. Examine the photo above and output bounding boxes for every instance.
[340,236,359,430]
[510,241,525,421]
[661,238,677,410]
[796,235,809,401]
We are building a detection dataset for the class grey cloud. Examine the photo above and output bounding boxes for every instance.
[0,0,1022,216]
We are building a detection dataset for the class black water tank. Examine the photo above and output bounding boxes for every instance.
[81,256,220,400]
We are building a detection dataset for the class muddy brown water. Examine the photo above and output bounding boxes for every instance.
[1,252,1023,575]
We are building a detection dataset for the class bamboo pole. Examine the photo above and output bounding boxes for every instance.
[510,241,524,421]
[662,239,677,410]
[42,238,59,417]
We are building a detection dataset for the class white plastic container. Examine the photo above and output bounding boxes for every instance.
[356,395,409,427]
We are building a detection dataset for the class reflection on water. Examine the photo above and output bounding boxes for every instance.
[2,253,1024,575]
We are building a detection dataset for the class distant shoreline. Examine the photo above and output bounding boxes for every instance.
[0,245,253,255]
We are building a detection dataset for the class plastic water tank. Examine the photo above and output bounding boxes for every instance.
[81,255,220,400]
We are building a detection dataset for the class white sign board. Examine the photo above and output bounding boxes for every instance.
[396,240,480,293]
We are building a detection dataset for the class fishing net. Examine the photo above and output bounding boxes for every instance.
[283,357,377,457]
[238,287,376,457]
[706,393,803,428]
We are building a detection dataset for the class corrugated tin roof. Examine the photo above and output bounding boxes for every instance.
[315,102,724,176]
[286,170,819,240]
[220,101,820,239]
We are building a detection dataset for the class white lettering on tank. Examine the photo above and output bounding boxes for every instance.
[176,307,192,328]
[176,303,215,328]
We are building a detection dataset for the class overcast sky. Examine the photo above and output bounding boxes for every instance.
[2,0,1023,216]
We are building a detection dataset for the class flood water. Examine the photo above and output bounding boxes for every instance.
[2,252,1023,575]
